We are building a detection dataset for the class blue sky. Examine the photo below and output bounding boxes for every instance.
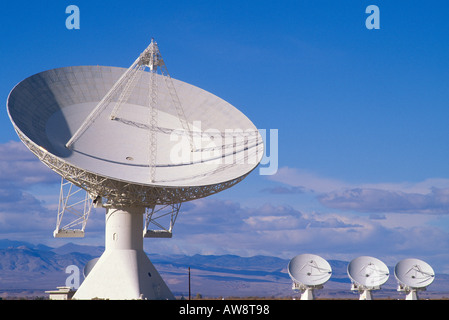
[2,0,449,276]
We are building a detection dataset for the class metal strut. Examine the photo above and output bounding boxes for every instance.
[405,265,435,282]
[65,38,194,183]
[143,203,181,238]
[53,178,94,238]
[110,64,146,120]
[148,56,158,182]
[65,54,143,149]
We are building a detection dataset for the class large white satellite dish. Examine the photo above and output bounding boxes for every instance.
[347,256,389,300]
[394,258,435,300]
[288,254,332,300]
[7,39,263,299]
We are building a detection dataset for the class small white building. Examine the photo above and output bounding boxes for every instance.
[45,287,76,300]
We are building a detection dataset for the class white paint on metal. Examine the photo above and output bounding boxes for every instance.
[288,254,332,300]
[6,39,264,300]
[394,258,435,300]
[73,206,174,300]
[7,64,263,206]
[347,256,390,300]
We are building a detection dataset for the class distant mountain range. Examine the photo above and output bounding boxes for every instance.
[0,239,448,299]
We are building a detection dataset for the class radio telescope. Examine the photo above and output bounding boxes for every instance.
[287,254,332,300]
[394,258,435,300]
[347,256,390,300]
[7,39,264,299]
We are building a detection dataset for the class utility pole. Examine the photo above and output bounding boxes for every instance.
[188,267,191,300]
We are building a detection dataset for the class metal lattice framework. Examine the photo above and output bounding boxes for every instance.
[7,38,265,299]
[8,39,262,239]
[53,177,94,237]
[65,39,193,184]
[17,129,248,208]
[143,203,181,238]
[53,176,183,238]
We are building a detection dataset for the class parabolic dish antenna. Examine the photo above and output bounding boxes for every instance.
[7,39,264,300]
[347,256,390,300]
[394,258,435,300]
[288,254,332,300]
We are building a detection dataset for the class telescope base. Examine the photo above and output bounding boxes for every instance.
[72,206,174,300]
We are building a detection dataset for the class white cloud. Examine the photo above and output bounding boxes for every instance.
[0,140,59,187]
[0,185,54,234]
[1,141,449,272]
[268,166,349,193]
[167,203,449,270]
[159,198,449,267]
[269,166,449,215]
[319,187,449,214]
[0,141,105,242]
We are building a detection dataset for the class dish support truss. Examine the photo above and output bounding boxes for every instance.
[15,126,246,240]
[143,203,180,238]
[291,282,323,300]
[65,38,193,183]
[54,178,94,238]
[396,283,425,300]
[54,178,182,239]
[350,282,380,300]
[16,127,247,207]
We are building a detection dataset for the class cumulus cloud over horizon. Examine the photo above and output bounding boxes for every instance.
[1,141,449,272]
[167,197,449,266]
[0,141,104,240]
[179,199,360,233]
[319,187,449,214]
[0,185,54,234]
[0,141,58,234]
[0,140,59,187]
[269,166,449,215]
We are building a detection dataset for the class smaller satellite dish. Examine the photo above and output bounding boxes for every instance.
[394,258,435,300]
[347,256,389,300]
[288,254,332,300]
[83,257,100,278]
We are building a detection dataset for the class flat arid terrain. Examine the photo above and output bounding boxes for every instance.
[0,239,447,300]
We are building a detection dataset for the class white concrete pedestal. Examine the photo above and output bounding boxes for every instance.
[73,206,174,300]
